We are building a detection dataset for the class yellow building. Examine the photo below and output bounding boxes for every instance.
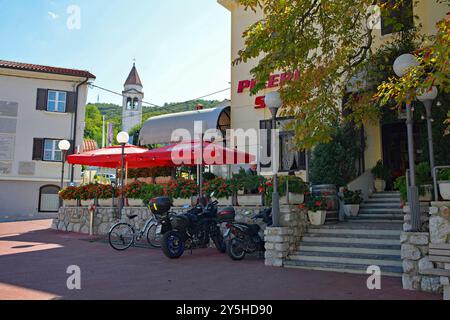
[218,0,448,192]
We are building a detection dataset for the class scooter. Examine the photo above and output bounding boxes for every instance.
[223,207,272,261]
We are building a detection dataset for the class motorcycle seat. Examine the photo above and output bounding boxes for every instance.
[235,223,261,235]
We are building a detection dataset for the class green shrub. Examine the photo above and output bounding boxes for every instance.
[341,188,363,205]
[371,160,391,181]
[438,168,450,181]
[416,162,432,185]
[141,184,164,205]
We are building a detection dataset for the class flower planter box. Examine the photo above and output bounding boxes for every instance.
[63,199,78,207]
[98,198,118,207]
[419,184,433,202]
[216,197,233,206]
[280,193,304,205]
[344,204,360,217]
[439,181,450,200]
[172,198,191,207]
[308,210,327,226]
[81,199,94,207]
[237,194,263,206]
[127,198,144,207]
[374,179,386,192]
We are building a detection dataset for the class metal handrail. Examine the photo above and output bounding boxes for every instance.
[433,166,450,201]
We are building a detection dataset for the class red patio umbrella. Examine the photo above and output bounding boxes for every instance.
[139,140,256,166]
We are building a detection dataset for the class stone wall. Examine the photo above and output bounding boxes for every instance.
[402,203,430,232]
[264,205,308,267]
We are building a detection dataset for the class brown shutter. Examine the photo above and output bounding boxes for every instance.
[66,92,77,113]
[32,138,44,160]
[36,89,48,111]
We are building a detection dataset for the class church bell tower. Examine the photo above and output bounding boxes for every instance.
[122,63,143,139]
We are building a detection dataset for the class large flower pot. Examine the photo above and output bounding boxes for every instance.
[127,198,144,207]
[344,204,360,217]
[374,179,386,192]
[438,181,450,200]
[172,198,191,207]
[217,197,233,206]
[308,210,327,226]
[63,199,78,207]
[237,194,263,206]
[281,193,304,205]
[98,198,118,207]
[419,184,433,202]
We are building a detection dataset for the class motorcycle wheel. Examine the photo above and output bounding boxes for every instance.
[226,238,246,261]
[161,231,185,259]
[212,232,226,253]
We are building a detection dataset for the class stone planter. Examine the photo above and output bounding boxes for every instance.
[419,184,433,202]
[127,198,144,207]
[81,199,94,207]
[281,193,304,205]
[344,204,360,217]
[216,197,233,206]
[438,181,450,200]
[63,199,78,207]
[374,179,386,192]
[98,198,118,207]
[237,194,263,206]
[172,198,191,207]
[308,210,327,226]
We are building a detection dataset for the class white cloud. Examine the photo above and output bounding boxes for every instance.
[48,11,59,20]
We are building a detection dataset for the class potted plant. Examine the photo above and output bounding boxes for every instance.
[341,188,363,217]
[279,175,308,204]
[231,169,265,206]
[203,177,234,206]
[416,162,433,202]
[301,195,327,226]
[78,184,96,207]
[394,176,408,203]
[141,184,165,206]
[95,184,118,207]
[59,186,79,207]
[371,160,390,192]
[124,181,146,207]
[438,168,450,200]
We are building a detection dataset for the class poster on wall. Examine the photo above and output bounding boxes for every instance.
[0,161,12,174]
[0,135,15,161]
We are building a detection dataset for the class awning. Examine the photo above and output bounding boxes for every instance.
[139,104,231,145]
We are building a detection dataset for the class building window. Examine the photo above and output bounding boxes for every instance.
[133,98,139,110]
[39,185,60,212]
[43,139,63,162]
[47,90,67,112]
[126,97,132,110]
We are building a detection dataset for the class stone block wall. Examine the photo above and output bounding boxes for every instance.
[402,204,430,232]
[264,205,308,267]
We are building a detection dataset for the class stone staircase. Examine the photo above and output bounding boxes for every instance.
[284,191,404,277]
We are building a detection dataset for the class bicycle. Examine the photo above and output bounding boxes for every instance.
[108,211,168,251]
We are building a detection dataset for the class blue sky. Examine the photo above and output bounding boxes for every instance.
[0,0,231,106]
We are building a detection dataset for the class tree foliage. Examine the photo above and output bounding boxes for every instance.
[234,0,449,148]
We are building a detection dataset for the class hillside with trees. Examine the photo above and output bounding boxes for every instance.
[84,99,222,146]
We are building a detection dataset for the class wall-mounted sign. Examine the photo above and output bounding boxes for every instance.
[0,161,12,174]
[0,135,15,161]
[237,70,300,109]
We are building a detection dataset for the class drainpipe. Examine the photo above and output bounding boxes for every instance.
[70,77,90,182]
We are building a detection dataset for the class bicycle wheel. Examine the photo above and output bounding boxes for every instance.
[146,223,162,248]
[108,223,135,251]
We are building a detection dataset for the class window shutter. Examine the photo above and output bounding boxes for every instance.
[32,138,44,160]
[36,89,48,111]
[68,139,75,155]
[66,92,77,113]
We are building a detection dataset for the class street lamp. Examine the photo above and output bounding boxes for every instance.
[265,91,282,227]
[393,53,421,231]
[417,86,438,191]
[58,140,71,190]
[117,131,129,217]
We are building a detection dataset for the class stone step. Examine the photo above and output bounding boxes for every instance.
[298,243,400,256]
[356,213,404,219]
[309,223,402,231]
[289,253,402,267]
[283,260,403,277]
[365,198,401,203]
[302,235,400,246]
[347,219,403,224]
[360,203,402,209]
[359,208,404,214]
[305,231,400,240]
[294,250,401,261]
[371,193,400,198]
[307,227,401,236]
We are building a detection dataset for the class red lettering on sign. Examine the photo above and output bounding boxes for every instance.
[280,72,292,86]
[255,96,266,109]
[237,80,251,93]
[267,74,280,88]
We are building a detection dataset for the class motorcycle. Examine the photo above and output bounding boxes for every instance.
[154,193,236,259]
[224,207,272,261]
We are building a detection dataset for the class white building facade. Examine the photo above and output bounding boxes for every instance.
[0,60,95,218]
